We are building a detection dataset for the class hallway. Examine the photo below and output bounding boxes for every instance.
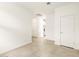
[1,37,79,57]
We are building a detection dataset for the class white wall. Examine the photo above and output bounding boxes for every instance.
[32,15,45,37]
[54,3,79,49]
[0,5,33,54]
[45,13,55,40]
[37,16,44,37]
[32,18,38,37]
[32,17,40,37]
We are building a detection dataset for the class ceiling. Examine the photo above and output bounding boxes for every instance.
[17,2,70,14]
[0,2,75,14]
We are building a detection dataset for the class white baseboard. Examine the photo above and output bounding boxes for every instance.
[0,40,32,54]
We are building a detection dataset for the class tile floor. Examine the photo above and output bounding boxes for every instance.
[0,37,79,57]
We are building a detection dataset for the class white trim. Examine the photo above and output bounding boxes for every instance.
[0,40,32,54]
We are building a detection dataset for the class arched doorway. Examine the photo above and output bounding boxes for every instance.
[32,13,46,38]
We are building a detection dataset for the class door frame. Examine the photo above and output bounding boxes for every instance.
[60,15,75,48]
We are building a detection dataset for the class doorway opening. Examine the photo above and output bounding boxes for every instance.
[32,13,46,38]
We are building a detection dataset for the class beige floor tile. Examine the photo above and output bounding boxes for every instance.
[0,37,79,57]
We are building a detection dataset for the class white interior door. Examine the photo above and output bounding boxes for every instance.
[60,15,74,47]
